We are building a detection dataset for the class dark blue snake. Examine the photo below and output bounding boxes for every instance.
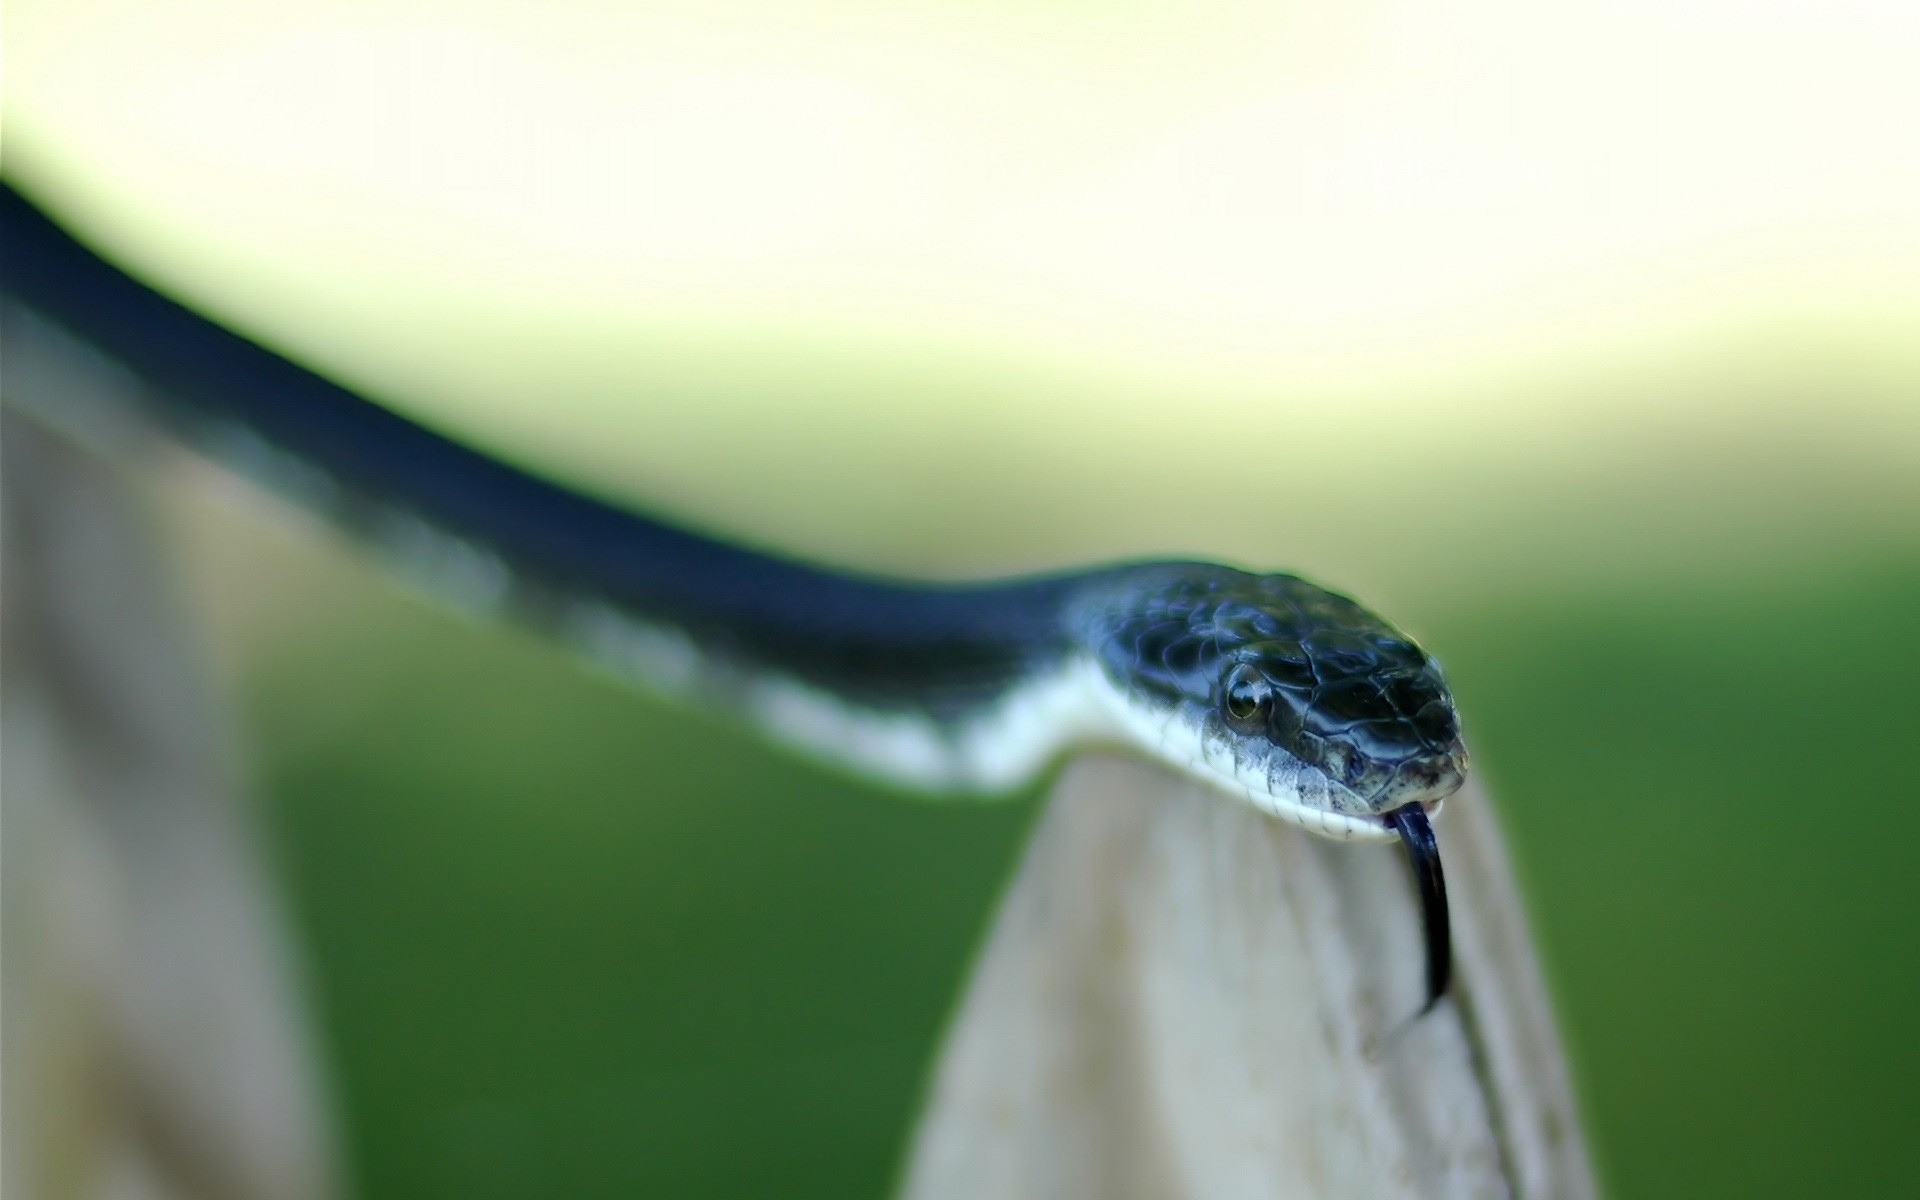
[0,180,1467,1010]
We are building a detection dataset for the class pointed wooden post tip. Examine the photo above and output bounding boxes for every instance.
[901,754,1599,1200]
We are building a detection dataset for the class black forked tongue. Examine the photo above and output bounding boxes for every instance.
[1385,802,1451,1014]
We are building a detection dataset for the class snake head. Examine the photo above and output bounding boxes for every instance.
[1216,581,1468,816]
[1082,564,1469,840]
[1079,563,1466,1010]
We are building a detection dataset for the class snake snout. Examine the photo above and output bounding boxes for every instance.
[1381,739,1469,813]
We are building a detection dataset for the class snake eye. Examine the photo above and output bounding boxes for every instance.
[1222,664,1272,728]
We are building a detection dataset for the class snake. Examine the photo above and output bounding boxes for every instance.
[1,180,1469,1011]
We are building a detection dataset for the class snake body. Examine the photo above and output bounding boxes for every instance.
[0,180,1468,1009]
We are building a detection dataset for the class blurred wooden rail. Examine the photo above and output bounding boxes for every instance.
[2,403,344,1200]
[4,309,1597,1199]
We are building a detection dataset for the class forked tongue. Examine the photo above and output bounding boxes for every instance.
[1385,802,1451,1014]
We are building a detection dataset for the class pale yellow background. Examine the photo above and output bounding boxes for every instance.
[8,0,1917,611]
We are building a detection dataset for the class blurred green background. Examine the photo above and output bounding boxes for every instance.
[174,491,1916,1200]
[10,1,1920,1198]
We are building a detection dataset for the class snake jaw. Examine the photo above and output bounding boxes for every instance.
[1385,802,1451,1014]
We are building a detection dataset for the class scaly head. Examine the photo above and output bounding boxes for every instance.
[1079,564,1468,838]
[1075,563,1468,1007]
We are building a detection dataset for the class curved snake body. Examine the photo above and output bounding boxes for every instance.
[0,181,1467,1009]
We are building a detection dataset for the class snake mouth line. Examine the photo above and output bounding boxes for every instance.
[1385,802,1451,1013]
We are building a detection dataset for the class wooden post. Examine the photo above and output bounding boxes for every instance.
[901,756,1598,1200]
[2,373,343,1199]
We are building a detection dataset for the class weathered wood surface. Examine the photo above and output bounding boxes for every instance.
[2,403,343,1200]
[902,757,1598,1200]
